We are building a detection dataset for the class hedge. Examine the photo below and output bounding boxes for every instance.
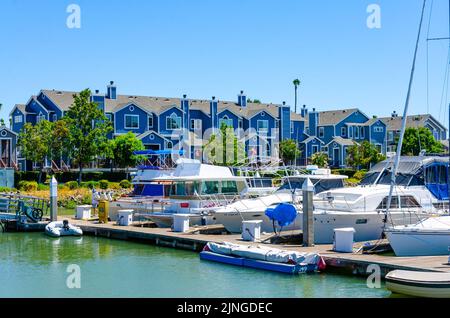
[15,171,130,187]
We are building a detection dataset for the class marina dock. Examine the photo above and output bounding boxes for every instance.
[65,217,450,278]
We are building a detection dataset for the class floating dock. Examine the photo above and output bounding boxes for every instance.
[63,218,450,278]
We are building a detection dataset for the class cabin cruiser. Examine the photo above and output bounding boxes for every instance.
[128,159,249,227]
[212,168,348,234]
[311,156,447,243]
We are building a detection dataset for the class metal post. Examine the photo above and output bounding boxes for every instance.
[50,176,58,222]
[302,177,315,247]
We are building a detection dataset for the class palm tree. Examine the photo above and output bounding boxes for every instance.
[293,79,301,113]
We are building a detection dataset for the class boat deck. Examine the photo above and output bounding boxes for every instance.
[66,217,450,277]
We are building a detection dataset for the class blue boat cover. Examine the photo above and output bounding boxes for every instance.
[133,149,184,156]
[265,203,297,227]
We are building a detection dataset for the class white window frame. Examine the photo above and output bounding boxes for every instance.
[388,131,394,142]
[52,114,57,122]
[36,113,46,123]
[355,126,360,139]
[105,113,112,122]
[166,113,181,130]
[360,127,365,139]
[290,122,294,134]
[14,115,23,124]
[257,120,269,132]
[312,144,319,154]
[191,119,202,131]
[341,126,346,137]
[374,127,384,133]
[318,127,325,138]
[238,119,243,129]
[124,114,139,129]
[349,126,353,138]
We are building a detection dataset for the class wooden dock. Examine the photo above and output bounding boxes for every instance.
[66,218,450,278]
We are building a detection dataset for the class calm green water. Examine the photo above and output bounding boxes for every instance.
[0,232,391,298]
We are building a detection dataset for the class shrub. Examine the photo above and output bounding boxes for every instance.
[353,170,367,181]
[109,182,121,190]
[0,186,15,193]
[18,181,38,191]
[37,184,50,191]
[65,181,79,190]
[81,181,99,189]
[119,179,132,189]
[98,180,109,190]
[65,200,77,209]
[81,194,92,205]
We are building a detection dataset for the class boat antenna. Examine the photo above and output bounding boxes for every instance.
[385,0,428,223]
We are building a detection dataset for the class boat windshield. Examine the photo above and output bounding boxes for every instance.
[168,180,241,196]
[278,178,345,194]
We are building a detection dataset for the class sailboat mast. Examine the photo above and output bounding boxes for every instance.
[385,0,428,218]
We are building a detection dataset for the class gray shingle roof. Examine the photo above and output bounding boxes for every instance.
[379,114,444,131]
[327,136,357,147]
[39,89,303,120]
[317,108,360,126]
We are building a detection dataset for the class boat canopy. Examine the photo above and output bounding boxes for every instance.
[133,150,184,156]
[360,156,449,200]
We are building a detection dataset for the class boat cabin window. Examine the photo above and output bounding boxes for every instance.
[377,196,399,210]
[201,181,219,195]
[400,196,421,208]
[221,181,238,194]
[169,181,200,196]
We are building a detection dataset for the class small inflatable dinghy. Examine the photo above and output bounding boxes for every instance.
[45,220,83,238]
[386,270,450,298]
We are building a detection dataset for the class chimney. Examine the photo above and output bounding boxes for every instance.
[238,90,247,107]
[301,105,308,118]
[106,81,117,100]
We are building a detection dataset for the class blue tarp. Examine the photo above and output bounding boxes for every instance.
[265,203,297,227]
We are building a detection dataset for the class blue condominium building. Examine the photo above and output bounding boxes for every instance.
[8,81,447,171]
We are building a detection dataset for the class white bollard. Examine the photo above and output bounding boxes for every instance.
[333,228,356,253]
[117,209,133,226]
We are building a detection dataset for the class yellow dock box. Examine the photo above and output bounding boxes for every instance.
[98,200,109,223]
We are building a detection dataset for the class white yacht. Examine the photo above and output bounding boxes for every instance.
[311,157,446,243]
[212,168,348,234]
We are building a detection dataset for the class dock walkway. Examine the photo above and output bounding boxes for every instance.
[67,218,450,277]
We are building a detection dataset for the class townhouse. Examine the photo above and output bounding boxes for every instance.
[7,81,447,171]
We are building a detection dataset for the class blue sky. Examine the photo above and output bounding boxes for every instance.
[0,0,449,128]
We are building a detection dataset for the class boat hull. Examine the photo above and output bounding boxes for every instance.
[214,210,427,244]
[385,230,450,256]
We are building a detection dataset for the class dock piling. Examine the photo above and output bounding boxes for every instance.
[302,177,315,247]
[50,176,58,222]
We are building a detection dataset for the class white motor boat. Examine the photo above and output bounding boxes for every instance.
[386,270,450,298]
[45,220,83,238]
[385,216,450,256]
[213,170,348,235]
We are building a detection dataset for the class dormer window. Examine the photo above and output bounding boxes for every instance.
[166,113,181,130]
[219,115,233,128]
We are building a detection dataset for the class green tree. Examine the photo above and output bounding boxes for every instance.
[346,141,386,170]
[279,139,301,165]
[64,89,112,184]
[49,119,71,166]
[204,124,246,166]
[18,121,53,183]
[110,132,145,175]
[293,79,301,113]
[400,127,444,155]
[311,152,329,168]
